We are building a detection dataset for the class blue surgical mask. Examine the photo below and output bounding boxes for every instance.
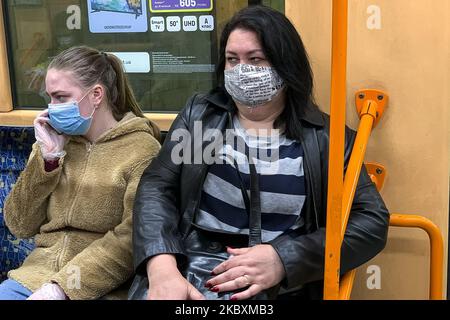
[48,91,95,135]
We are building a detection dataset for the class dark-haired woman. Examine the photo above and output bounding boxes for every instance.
[1,46,160,300]
[130,5,389,300]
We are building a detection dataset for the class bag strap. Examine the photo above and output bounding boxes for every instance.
[248,161,262,246]
[233,157,251,215]
[232,143,262,247]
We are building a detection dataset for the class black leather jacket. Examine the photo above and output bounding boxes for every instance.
[129,89,390,299]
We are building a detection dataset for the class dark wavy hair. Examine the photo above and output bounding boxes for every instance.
[217,5,316,140]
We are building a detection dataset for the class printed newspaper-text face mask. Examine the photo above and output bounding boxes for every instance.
[224,64,284,107]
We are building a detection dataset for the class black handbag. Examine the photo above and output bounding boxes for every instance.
[181,160,280,300]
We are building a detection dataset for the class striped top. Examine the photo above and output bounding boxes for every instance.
[195,116,306,243]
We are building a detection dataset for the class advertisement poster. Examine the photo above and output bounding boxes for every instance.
[108,52,151,73]
[150,0,213,13]
[88,0,148,33]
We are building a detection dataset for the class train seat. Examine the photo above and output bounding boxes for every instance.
[0,126,36,282]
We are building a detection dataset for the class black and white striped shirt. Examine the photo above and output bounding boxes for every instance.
[195,116,306,243]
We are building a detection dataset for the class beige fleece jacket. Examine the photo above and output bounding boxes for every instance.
[4,112,160,300]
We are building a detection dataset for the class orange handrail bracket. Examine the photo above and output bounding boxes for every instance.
[390,214,444,300]
[323,0,348,300]
[355,90,388,128]
[366,163,387,192]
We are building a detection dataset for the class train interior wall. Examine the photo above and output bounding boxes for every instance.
[286,0,449,299]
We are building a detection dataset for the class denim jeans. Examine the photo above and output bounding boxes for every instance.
[0,279,32,300]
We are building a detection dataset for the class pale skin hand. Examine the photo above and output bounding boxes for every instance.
[34,109,67,156]
[146,254,205,300]
[205,245,286,300]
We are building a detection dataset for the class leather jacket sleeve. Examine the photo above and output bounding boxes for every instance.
[132,95,197,276]
[270,126,390,289]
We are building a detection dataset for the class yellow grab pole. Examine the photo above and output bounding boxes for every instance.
[339,269,357,300]
[341,90,387,237]
[331,108,374,300]
[323,0,348,300]
[390,214,444,300]
[337,91,387,299]
[341,100,377,236]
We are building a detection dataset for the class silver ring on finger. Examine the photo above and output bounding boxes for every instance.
[242,274,251,286]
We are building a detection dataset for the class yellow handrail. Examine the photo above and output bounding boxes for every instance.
[339,269,357,300]
[335,93,387,300]
[322,0,443,301]
[389,214,444,300]
[338,162,443,300]
[339,161,386,300]
[339,213,444,300]
[323,0,348,300]
[341,98,378,237]
[340,90,387,240]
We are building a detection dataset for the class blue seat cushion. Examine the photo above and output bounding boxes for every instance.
[0,126,36,281]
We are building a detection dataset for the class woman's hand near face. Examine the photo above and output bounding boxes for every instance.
[146,254,205,300]
[34,109,67,160]
[205,245,286,300]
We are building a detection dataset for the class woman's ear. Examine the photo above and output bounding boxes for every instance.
[91,84,104,108]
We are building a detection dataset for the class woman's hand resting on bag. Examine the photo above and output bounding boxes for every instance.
[146,254,205,300]
[205,244,286,300]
